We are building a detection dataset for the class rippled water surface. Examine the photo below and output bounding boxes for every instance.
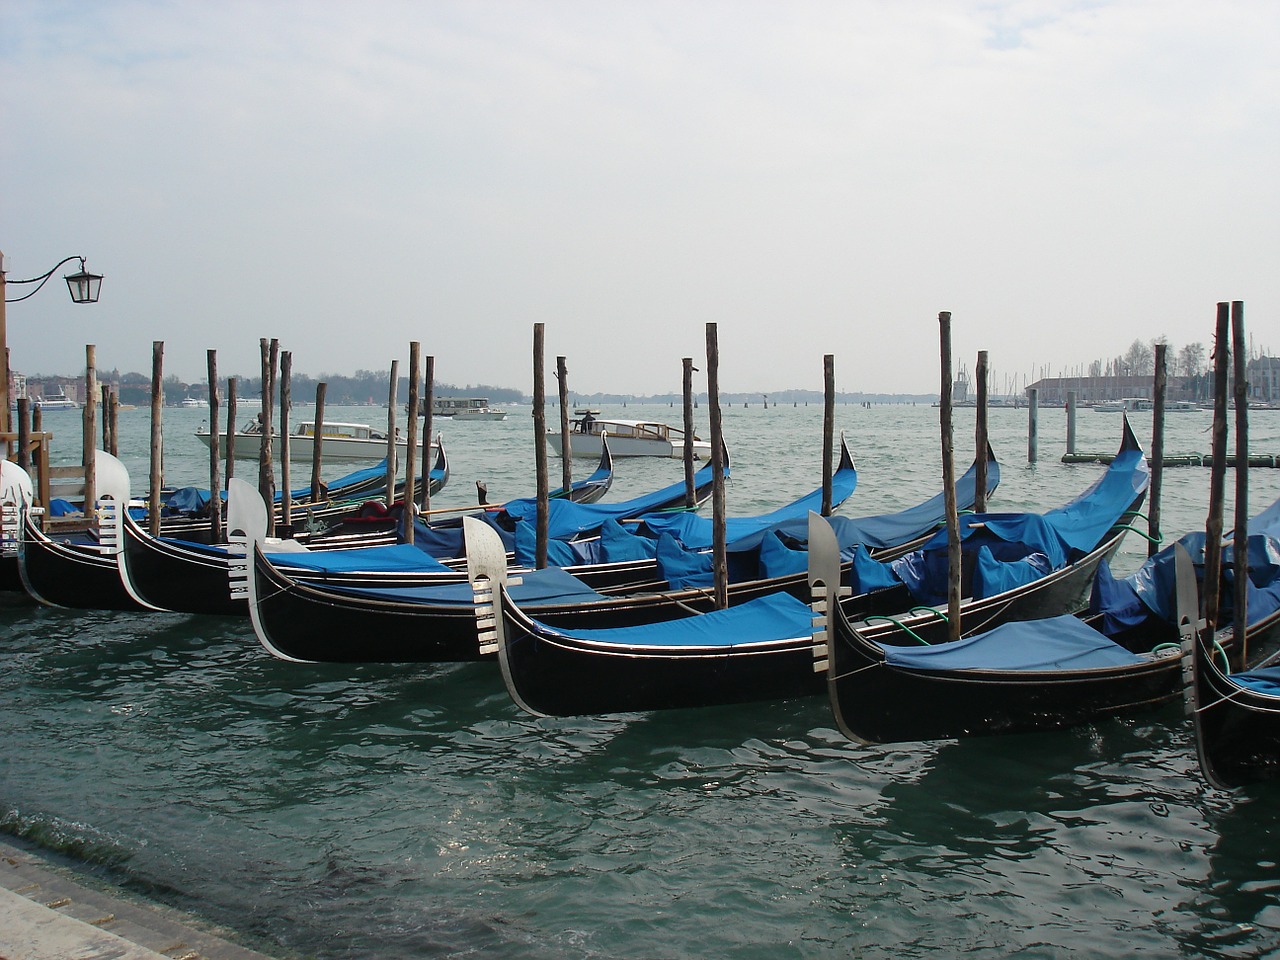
[5,402,1280,958]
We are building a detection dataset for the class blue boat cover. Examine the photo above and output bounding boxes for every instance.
[269,543,455,574]
[637,459,856,549]
[1230,665,1280,696]
[529,591,814,649]
[882,614,1145,672]
[863,436,1147,605]
[501,462,719,539]
[324,565,607,606]
[1090,493,1280,633]
[727,451,999,554]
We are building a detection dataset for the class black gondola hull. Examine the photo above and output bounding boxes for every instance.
[18,512,145,612]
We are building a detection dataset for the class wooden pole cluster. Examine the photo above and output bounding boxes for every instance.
[706,323,728,609]
[149,342,164,534]
[938,312,961,642]
[533,324,549,568]
[207,350,223,544]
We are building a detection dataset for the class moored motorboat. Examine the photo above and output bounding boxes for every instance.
[195,418,421,462]
[430,396,507,421]
[546,410,712,459]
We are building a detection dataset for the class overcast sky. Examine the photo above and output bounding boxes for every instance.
[2,1,1275,397]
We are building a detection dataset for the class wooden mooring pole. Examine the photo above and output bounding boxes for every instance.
[207,350,223,544]
[310,382,326,504]
[225,377,237,487]
[258,339,275,537]
[706,322,728,609]
[1203,302,1230,652]
[384,360,399,509]
[938,312,961,642]
[405,343,421,545]
[1149,344,1167,557]
[1066,391,1077,457]
[148,342,164,535]
[683,358,696,508]
[82,344,97,520]
[280,351,293,533]
[556,356,571,494]
[1232,301,1248,661]
[421,356,434,513]
[1027,387,1038,464]
[533,324,549,569]
[975,350,989,514]
[822,354,835,516]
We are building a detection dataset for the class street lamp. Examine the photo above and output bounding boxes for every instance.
[1,251,104,434]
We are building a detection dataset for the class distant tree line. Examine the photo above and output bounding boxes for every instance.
[27,368,526,408]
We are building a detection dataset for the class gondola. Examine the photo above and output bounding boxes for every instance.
[241,438,865,661]
[822,490,1280,748]
[1186,536,1280,788]
[818,526,1201,745]
[16,451,144,611]
[474,423,1145,717]
[1,459,35,593]
[110,439,611,616]
[821,487,1280,746]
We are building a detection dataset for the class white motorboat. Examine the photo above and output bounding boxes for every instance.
[430,397,508,421]
[1093,397,1152,413]
[546,410,711,459]
[33,386,78,410]
[195,419,418,462]
[180,396,210,409]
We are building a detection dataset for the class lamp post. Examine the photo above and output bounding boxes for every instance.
[0,251,103,435]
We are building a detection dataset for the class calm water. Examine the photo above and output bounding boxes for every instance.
[5,402,1280,959]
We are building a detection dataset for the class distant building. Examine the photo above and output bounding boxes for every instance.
[1248,357,1280,404]
[1025,374,1197,406]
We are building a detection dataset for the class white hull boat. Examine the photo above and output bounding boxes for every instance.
[195,420,417,462]
[546,412,711,459]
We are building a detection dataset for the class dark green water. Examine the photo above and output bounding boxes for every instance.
[4,402,1280,958]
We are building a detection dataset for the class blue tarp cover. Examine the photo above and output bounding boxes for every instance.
[1090,493,1280,632]
[638,459,856,549]
[882,614,1145,672]
[324,565,606,606]
[726,451,1000,554]
[1230,665,1280,696]
[501,462,718,539]
[269,543,454,574]
[530,591,814,649]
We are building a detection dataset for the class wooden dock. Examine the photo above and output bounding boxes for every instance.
[1062,453,1280,467]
